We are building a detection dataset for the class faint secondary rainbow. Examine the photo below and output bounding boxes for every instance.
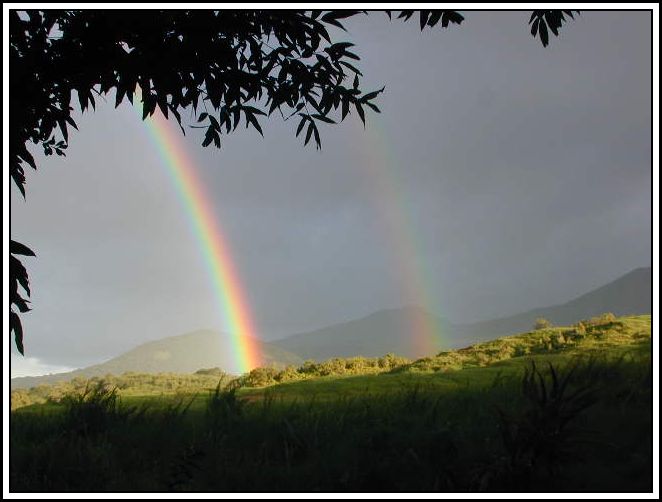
[353,119,445,357]
[133,98,261,374]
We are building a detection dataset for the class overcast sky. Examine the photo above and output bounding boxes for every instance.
[10,11,652,374]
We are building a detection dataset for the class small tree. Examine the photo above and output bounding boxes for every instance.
[598,312,617,324]
[195,367,226,377]
[534,317,552,330]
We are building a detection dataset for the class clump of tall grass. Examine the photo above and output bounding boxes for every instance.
[60,382,141,436]
[166,444,205,492]
[476,360,598,491]
[205,381,245,444]
[159,394,195,426]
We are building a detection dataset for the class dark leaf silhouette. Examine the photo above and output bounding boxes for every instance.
[10,240,34,354]
[10,240,36,256]
[305,122,314,146]
[10,311,24,355]
[529,10,579,47]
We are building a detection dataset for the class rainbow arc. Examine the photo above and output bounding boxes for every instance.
[136,102,261,374]
[135,94,444,372]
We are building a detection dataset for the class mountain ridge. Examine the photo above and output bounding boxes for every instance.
[449,266,652,346]
[11,266,651,390]
[11,330,302,390]
[270,305,452,361]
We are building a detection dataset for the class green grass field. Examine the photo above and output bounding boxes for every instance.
[10,315,652,492]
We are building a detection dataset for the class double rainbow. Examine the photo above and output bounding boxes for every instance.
[135,92,442,372]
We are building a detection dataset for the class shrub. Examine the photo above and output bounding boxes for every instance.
[582,312,618,329]
[195,367,226,376]
[244,366,279,387]
[592,312,617,325]
[475,353,491,367]
[573,322,587,336]
[378,353,409,370]
[10,390,36,410]
[299,360,319,375]
[274,365,302,382]
[534,318,552,330]
[551,332,566,349]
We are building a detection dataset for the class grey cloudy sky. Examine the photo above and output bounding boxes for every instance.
[10,11,652,373]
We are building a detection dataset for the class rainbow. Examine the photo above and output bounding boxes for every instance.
[134,100,261,374]
[353,119,445,357]
[131,90,440,367]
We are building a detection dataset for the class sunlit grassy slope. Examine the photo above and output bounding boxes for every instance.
[12,314,651,410]
[11,315,652,492]
[236,314,651,402]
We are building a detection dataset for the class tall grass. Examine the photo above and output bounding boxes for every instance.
[10,351,652,493]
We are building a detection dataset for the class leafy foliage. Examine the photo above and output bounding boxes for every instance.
[239,353,411,388]
[9,9,578,354]
[9,240,35,355]
[534,317,552,330]
[529,11,580,47]
[11,371,236,410]
[8,9,458,353]
[194,367,228,377]
[403,314,649,373]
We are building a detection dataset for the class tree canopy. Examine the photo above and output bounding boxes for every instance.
[9,9,578,355]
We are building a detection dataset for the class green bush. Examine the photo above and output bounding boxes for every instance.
[583,312,618,328]
[237,354,413,387]
[534,318,552,330]
[10,390,37,410]
[195,367,226,377]
[244,366,280,387]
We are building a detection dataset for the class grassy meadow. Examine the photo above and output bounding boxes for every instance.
[10,314,652,492]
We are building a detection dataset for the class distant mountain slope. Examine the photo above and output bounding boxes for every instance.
[450,267,652,346]
[271,306,453,361]
[11,331,302,390]
[12,267,651,389]
[271,267,651,358]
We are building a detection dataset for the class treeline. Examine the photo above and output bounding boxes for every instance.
[237,353,411,387]
[239,313,645,387]
[10,355,412,410]
[408,312,645,372]
[11,313,648,410]
[11,369,234,410]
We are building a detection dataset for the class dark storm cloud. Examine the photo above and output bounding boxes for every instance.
[10,11,651,371]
